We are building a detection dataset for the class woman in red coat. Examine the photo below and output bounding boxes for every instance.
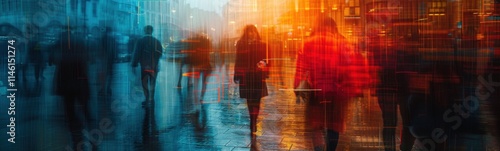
[234,25,269,138]
[294,17,351,151]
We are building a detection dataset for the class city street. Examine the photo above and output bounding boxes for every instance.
[1,0,500,150]
[0,55,497,151]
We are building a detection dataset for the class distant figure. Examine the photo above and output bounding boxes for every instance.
[234,25,269,139]
[294,16,350,151]
[98,27,117,96]
[370,25,415,151]
[132,25,163,105]
[49,27,92,150]
[28,33,44,84]
[185,34,212,101]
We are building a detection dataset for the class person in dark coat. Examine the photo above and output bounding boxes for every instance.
[98,27,117,96]
[370,29,416,151]
[132,25,163,105]
[49,27,92,150]
[234,25,269,138]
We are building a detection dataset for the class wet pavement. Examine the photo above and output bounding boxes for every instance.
[0,56,499,151]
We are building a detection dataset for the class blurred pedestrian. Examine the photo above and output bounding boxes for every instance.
[185,33,212,102]
[405,30,471,150]
[27,32,45,89]
[294,16,351,151]
[234,25,269,138]
[370,28,416,151]
[98,27,117,96]
[131,25,163,105]
[174,40,189,88]
[49,26,93,150]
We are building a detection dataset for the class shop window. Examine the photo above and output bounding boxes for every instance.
[428,1,446,16]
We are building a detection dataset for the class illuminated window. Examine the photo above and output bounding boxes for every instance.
[344,0,360,16]
[428,1,446,16]
[483,0,495,13]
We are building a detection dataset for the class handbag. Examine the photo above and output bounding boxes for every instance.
[295,71,312,104]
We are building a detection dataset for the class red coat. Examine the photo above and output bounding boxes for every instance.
[294,32,352,132]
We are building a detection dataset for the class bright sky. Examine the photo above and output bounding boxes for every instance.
[185,0,229,16]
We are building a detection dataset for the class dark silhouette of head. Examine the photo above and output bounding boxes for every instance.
[144,25,153,35]
[314,16,339,34]
[240,25,261,41]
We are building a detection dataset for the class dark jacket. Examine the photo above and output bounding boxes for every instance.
[51,32,90,99]
[132,35,163,72]
[234,40,268,100]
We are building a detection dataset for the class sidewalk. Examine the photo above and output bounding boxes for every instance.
[0,59,498,151]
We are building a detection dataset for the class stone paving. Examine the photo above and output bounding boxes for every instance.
[0,56,499,151]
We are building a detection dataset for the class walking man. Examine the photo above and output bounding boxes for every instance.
[132,25,163,105]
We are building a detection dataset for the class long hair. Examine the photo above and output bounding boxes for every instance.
[239,25,261,42]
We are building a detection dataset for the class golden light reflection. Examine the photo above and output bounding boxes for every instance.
[183,0,500,150]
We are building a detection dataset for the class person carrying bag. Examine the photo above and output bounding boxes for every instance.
[294,16,352,151]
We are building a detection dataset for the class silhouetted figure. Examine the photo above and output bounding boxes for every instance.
[24,34,46,96]
[171,40,189,88]
[27,33,45,94]
[370,29,416,151]
[98,27,117,96]
[132,25,163,105]
[294,17,351,151]
[185,34,212,102]
[234,25,269,139]
[407,30,472,151]
[49,27,92,151]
